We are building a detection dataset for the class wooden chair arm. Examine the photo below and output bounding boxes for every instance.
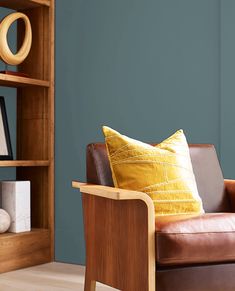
[72,180,154,206]
[225,179,235,211]
[72,180,156,291]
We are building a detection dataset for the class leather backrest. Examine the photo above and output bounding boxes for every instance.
[86,143,230,212]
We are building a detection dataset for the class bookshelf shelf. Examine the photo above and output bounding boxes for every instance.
[0,74,50,88]
[0,160,49,167]
[0,0,50,10]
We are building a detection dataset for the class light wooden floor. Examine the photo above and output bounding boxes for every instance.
[0,262,118,291]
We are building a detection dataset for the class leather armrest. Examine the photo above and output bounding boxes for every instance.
[224,179,235,211]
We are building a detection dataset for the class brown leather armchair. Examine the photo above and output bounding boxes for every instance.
[73,143,235,291]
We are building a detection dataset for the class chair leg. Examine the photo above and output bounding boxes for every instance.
[84,270,96,291]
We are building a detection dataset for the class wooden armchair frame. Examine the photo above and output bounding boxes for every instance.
[73,179,235,291]
[72,181,155,291]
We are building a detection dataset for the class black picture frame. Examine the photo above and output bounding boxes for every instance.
[0,97,13,160]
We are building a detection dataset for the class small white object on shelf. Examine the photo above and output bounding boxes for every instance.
[1,181,30,233]
[0,209,11,233]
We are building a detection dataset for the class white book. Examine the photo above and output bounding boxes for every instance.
[1,181,31,233]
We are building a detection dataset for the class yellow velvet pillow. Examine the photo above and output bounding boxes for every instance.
[103,126,204,216]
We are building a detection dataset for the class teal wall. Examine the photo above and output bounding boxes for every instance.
[220,0,235,177]
[56,0,235,265]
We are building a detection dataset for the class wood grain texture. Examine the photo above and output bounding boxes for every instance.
[16,3,55,266]
[0,229,50,273]
[0,0,50,10]
[0,73,49,88]
[84,272,96,291]
[0,160,49,167]
[48,0,55,260]
[17,168,49,229]
[73,182,155,291]
[0,0,54,274]
[73,181,155,203]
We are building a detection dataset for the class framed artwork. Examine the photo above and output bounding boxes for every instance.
[0,97,12,160]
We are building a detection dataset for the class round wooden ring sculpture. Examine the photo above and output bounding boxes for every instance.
[0,12,32,66]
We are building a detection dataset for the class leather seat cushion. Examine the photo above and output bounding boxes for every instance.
[156,213,235,266]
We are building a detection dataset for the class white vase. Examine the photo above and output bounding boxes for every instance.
[0,209,11,233]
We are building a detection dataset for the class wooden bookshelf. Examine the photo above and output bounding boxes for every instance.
[0,0,54,273]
